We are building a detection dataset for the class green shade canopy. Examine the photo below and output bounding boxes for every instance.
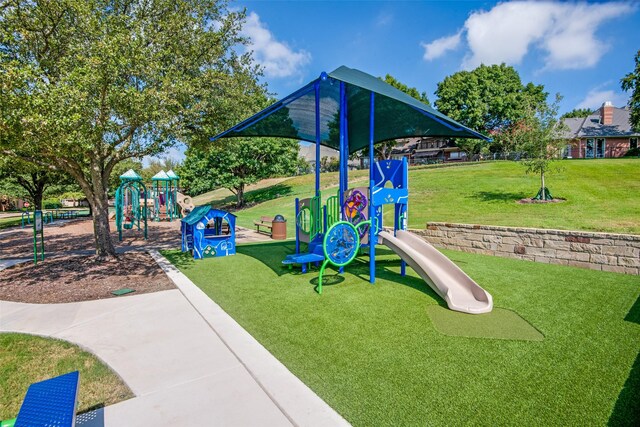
[166,170,180,180]
[211,66,487,154]
[119,169,142,181]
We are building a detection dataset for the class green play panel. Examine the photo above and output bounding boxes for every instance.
[426,306,544,341]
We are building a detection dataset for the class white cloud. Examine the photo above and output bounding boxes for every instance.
[421,31,462,61]
[422,1,634,71]
[242,12,311,79]
[375,10,394,27]
[576,87,628,110]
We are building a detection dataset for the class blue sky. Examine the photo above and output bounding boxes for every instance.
[238,0,639,111]
[155,0,640,163]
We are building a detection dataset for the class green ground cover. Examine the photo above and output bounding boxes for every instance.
[198,159,640,234]
[164,242,640,426]
[0,333,133,419]
[0,217,22,230]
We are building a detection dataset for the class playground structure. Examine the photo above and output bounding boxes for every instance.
[210,65,493,314]
[181,206,236,259]
[115,169,195,240]
[115,169,148,241]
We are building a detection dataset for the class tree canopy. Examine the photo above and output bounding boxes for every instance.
[435,64,548,138]
[181,138,298,207]
[621,49,640,132]
[0,0,261,257]
[494,94,567,200]
[561,108,593,119]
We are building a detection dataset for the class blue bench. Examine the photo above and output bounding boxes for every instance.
[1,371,80,427]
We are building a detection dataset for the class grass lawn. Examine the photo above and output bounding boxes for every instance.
[0,333,134,419]
[0,216,22,230]
[163,242,640,426]
[198,159,640,234]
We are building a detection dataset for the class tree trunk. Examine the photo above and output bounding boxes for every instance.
[33,183,44,210]
[541,171,546,201]
[235,184,245,208]
[90,186,116,259]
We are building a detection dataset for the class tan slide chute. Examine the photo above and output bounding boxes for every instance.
[379,230,493,314]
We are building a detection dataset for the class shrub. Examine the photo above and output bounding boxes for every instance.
[624,147,640,157]
[43,198,62,209]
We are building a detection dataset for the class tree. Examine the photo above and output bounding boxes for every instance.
[180,138,298,207]
[383,74,430,105]
[561,108,593,119]
[435,64,547,155]
[621,49,640,132]
[0,0,259,258]
[495,95,567,200]
[0,157,66,210]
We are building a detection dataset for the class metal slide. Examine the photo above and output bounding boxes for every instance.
[379,230,493,314]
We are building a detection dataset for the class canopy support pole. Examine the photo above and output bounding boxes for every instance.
[314,81,320,198]
[369,91,376,284]
[338,81,346,220]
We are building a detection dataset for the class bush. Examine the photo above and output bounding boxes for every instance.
[624,147,640,157]
[43,198,62,209]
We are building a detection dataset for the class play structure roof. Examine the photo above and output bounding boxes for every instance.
[151,170,170,181]
[210,66,488,154]
[166,170,180,180]
[181,205,236,226]
[119,169,142,181]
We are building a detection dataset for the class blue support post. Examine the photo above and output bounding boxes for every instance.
[314,81,321,198]
[369,91,376,284]
[338,81,348,275]
[400,156,407,275]
[294,197,300,255]
[338,82,346,220]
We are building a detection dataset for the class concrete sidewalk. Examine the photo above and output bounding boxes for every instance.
[0,253,349,426]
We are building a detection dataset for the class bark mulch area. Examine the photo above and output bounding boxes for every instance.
[0,252,175,304]
[517,198,567,204]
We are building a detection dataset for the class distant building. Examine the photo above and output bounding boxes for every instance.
[561,102,639,159]
[391,137,467,164]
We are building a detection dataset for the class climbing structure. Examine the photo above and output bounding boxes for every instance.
[115,169,148,241]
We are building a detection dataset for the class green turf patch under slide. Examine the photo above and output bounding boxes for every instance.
[426,306,543,341]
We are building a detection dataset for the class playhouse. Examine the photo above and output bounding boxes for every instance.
[181,206,236,259]
[210,65,494,314]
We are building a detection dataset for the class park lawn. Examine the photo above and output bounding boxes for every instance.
[0,333,134,419]
[0,216,22,230]
[163,242,640,426]
[199,159,640,234]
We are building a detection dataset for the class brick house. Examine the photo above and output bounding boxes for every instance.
[390,137,467,164]
[562,102,639,158]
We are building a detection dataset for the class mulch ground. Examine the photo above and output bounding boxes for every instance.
[0,252,175,304]
[517,197,567,204]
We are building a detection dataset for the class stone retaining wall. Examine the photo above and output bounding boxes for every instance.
[412,222,640,275]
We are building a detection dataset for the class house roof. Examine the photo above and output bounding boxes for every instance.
[181,205,236,226]
[562,106,639,139]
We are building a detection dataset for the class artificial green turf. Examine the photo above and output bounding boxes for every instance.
[198,159,640,234]
[163,242,640,426]
[425,306,543,341]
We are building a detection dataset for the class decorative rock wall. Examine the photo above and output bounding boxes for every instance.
[412,222,640,275]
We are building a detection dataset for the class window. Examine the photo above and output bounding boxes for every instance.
[631,138,638,150]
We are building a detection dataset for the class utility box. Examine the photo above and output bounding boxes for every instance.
[272,215,287,240]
